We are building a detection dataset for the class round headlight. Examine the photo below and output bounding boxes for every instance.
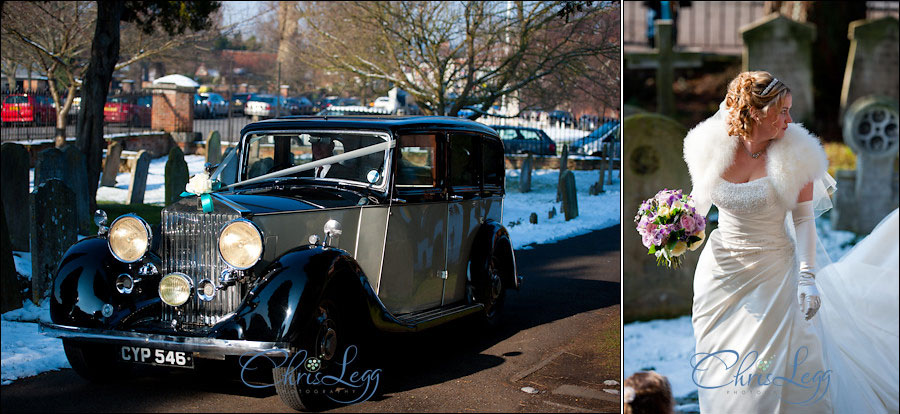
[218,219,263,270]
[159,273,193,306]
[108,215,151,263]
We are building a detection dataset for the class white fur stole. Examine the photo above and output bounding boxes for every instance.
[683,117,828,213]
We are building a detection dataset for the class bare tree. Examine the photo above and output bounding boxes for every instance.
[294,1,619,118]
[1,2,96,146]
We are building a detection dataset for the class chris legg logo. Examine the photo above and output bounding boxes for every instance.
[239,345,381,404]
[690,346,831,405]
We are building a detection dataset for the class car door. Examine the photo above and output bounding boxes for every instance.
[380,133,447,314]
[444,132,486,305]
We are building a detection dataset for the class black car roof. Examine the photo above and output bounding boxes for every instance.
[241,116,500,138]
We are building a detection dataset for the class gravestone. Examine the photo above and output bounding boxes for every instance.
[30,179,77,304]
[34,147,66,187]
[741,14,816,125]
[833,96,900,234]
[61,145,91,234]
[206,130,222,165]
[519,153,533,193]
[165,146,190,206]
[1,142,31,251]
[548,206,556,219]
[622,113,694,322]
[560,171,578,221]
[101,141,124,187]
[557,144,569,202]
[529,212,538,225]
[127,150,152,205]
[840,17,900,120]
[1,202,23,312]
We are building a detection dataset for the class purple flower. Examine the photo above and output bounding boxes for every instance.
[680,214,695,233]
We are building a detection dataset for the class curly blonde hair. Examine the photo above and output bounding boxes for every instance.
[724,71,791,140]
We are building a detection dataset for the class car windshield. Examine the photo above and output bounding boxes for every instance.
[222,130,392,190]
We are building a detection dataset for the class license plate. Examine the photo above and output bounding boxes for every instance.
[119,346,193,368]
[104,107,115,112]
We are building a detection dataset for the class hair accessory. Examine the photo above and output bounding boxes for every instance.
[624,386,636,404]
[761,78,780,96]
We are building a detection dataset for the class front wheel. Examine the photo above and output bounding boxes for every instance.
[63,339,132,382]
[273,297,352,411]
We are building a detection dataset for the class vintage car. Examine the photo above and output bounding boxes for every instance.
[40,116,520,410]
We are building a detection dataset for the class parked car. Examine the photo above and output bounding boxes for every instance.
[244,94,300,118]
[317,105,391,116]
[104,95,152,126]
[194,94,213,119]
[40,116,520,411]
[200,92,230,118]
[548,110,575,127]
[573,120,620,156]
[289,96,316,115]
[231,93,252,114]
[490,125,557,155]
[2,93,56,125]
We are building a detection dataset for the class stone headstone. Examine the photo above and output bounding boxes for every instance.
[560,170,578,221]
[741,14,816,125]
[61,145,91,234]
[840,17,900,120]
[548,206,556,219]
[622,113,695,322]
[127,150,152,205]
[101,141,124,187]
[1,202,23,312]
[165,146,190,206]
[833,96,900,234]
[519,153,533,193]
[1,142,31,251]
[557,144,569,202]
[528,212,538,225]
[655,19,675,116]
[34,147,66,188]
[206,130,222,165]
[31,179,77,304]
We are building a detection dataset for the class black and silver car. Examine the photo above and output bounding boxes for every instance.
[490,125,557,155]
[40,116,520,411]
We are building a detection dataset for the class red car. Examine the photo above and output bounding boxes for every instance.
[2,93,56,125]
[104,95,152,126]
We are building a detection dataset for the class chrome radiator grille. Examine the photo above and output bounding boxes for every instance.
[161,209,242,327]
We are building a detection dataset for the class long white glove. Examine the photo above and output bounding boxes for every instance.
[793,201,820,320]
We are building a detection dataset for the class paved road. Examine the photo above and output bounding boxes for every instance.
[0,226,621,413]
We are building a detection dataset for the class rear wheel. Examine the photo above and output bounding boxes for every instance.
[63,339,131,382]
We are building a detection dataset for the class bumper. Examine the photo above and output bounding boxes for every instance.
[39,322,292,358]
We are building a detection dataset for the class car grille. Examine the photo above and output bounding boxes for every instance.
[161,209,243,327]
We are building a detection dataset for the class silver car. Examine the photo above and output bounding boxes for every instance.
[41,116,520,411]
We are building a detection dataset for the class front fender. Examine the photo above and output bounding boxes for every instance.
[210,246,372,344]
[51,237,163,328]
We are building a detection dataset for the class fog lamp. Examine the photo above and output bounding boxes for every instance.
[159,273,193,306]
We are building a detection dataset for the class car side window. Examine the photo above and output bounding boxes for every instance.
[520,130,541,141]
[497,129,517,141]
[396,134,438,187]
[482,137,504,191]
[449,133,480,192]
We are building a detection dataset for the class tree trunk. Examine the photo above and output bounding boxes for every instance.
[76,1,124,215]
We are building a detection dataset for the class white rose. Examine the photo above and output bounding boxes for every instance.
[186,172,212,194]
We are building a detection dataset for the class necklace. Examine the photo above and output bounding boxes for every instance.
[743,140,769,159]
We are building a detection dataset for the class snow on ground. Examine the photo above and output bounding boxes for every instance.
[504,168,620,249]
[6,162,620,385]
[623,213,862,406]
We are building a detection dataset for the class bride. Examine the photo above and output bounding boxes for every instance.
[682,71,898,413]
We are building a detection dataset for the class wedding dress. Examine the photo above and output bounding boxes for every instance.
[691,176,832,413]
[684,105,899,413]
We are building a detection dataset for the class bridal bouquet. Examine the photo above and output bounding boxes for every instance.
[634,189,706,268]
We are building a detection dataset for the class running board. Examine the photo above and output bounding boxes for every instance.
[394,303,484,329]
